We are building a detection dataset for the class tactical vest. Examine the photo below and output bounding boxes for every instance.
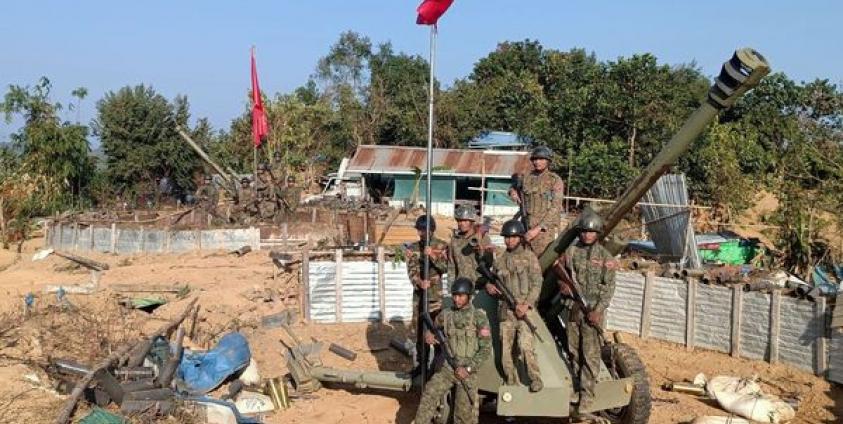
[523,172,557,226]
[444,307,479,362]
[500,249,533,300]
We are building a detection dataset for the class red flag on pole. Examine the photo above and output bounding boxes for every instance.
[250,48,269,147]
[416,0,454,26]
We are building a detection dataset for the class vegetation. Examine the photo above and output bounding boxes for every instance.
[1,32,841,268]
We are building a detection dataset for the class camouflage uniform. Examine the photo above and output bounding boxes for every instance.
[447,230,493,286]
[517,170,564,255]
[414,304,492,424]
[406,237,449,333]
[563,240,618,408]
[195,183,220,220]
[494,244,543,387]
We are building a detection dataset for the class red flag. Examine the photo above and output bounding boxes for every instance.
[250,48,269,147]
[416,0,454,26]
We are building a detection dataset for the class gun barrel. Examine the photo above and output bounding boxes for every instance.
[537,49,770,301]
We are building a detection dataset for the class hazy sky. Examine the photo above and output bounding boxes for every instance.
[2,0,841,142]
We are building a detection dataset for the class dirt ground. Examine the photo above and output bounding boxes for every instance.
[0,238,840,423]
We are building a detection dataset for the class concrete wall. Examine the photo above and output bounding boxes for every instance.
[649,277,687,344]
[693,283,732,353]
[605,273,645,335]
[47,222,260,254]
[740,291,772,361]
[605,271,831,378]
[778,297,820,372]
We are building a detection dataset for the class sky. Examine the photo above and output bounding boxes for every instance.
[1,0,841,143]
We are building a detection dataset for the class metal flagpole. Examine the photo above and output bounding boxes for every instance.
[420,24,437,392]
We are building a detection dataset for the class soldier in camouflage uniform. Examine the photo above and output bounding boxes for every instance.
[557,212,617,414]
[195,175,220,222]
[405,215,449,336]
[486,219,544,392]
[509,145,565,256]
[448,205,493,287]
[414,278,492,424]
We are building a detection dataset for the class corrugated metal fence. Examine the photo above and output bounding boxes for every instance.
[305,248,416,323]
[46,221,260,254]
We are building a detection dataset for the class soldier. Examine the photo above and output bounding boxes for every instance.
[447,205,493,286]
[232,177,257,224]
[508,145,565,256]
[414,278,492,424]
[255,165,277,219]
[486,219,543,392]
[557,212,617,416]
[195,175,220,220]
[405,215,449,335]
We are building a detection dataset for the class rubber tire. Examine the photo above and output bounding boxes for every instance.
[603,343,651,424]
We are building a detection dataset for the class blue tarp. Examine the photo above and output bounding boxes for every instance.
[177,332,251,395]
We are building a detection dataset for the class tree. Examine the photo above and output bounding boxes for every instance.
[93,85,202,204]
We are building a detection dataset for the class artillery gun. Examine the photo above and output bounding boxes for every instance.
[176,126,241,203]
[284,48,770,422]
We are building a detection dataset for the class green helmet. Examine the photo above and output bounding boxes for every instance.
[415,215,436,232]
[576,212,604,233]
[530,146,553,160]
[451,277,474,296]
[454,205,476,221]
[501,219,526,237]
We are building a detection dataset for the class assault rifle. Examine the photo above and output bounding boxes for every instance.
[552,257,606,336]
[476,258,543,342]
[420,313,474,405]
[511,173,529,229]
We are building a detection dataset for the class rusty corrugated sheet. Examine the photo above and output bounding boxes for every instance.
[347,145,531,178]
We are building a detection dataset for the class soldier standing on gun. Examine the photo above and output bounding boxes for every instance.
[414,278,492,424]
[557,213,617,417]
[508,146,564,256]
[406,216,448,366]
[485,219,543,392]
[448,205,492,287]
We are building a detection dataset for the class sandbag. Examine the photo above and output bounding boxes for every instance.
[706,375,762,398]
[713,391,796,423]
[238,358,261,386]
[691,417,751,424]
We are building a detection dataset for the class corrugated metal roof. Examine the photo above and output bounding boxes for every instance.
[347,145,532,178]
[468,131,532,149]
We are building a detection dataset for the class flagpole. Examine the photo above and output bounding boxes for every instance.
[420,23,437,393]
[252,46,259,196]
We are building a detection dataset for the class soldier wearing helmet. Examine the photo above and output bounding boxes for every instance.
[485,219,544,392]
[508,145,565,256]
[447,205,493,287]
[405,215,449,350]
[557,210,618,415]
[194,174,220,223]
[414,277,491,424]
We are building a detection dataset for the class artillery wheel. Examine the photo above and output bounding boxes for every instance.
[600,343,651,424]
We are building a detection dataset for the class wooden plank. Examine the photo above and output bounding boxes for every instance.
[640,271,655,339]
[731,285,743,358]
[686,278,697,351]
[816,296,828,376]
[301,248,311,322]
[88,225,94,251]
[770,290,781,364]
[57,222,64,248]
[335,249,343,323]
[377,246,387,324]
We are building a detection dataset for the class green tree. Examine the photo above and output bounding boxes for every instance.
[93,85,202,203]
